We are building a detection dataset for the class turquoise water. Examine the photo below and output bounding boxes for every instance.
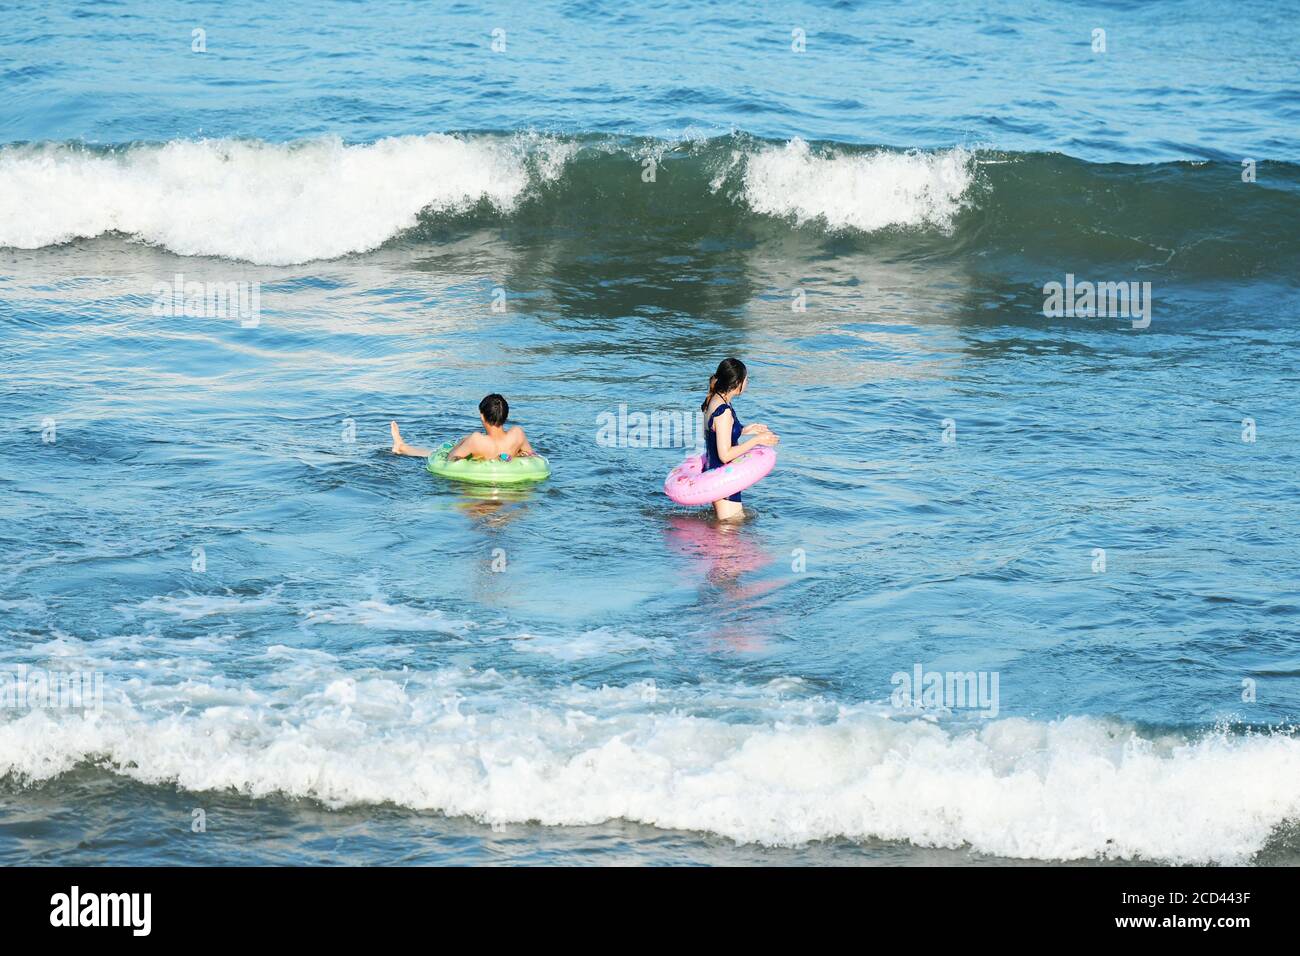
[1,0,1299,866]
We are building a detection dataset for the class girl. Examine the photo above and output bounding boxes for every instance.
[701,358,779,521]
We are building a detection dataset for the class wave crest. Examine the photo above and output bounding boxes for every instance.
[0,133,574,265]
[0,133,977,265]
[740,138,973,233]
[4,133,1294,278]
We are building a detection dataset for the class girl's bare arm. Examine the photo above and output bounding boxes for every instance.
[712,409,775,463]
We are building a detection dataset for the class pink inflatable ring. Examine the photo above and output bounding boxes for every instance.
[663,447,776,506]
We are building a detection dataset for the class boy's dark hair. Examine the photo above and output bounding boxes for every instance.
[479,393,509,426]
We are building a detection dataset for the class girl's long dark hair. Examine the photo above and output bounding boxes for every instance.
[701,357,747,411]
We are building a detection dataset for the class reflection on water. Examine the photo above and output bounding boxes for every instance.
[662,513,787,653]
[663,513,773,581]
[449,480,542,526]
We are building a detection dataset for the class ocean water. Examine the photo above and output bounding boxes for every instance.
[2,0,1299,866]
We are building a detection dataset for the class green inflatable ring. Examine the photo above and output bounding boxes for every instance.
[426,442,551,485]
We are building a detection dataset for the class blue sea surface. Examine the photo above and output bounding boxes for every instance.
[1,0,1298,865]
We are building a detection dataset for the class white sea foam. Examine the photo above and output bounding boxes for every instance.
[740,138,973,232]
[0,134,573,265]
[302,598,470,634]
[126,589,282,620]
[511,626,671,661]
[0,662,1294,864]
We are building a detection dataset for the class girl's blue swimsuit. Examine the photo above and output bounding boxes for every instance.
[705,401,744,502]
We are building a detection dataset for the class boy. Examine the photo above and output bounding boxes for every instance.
[390,393,537,461]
